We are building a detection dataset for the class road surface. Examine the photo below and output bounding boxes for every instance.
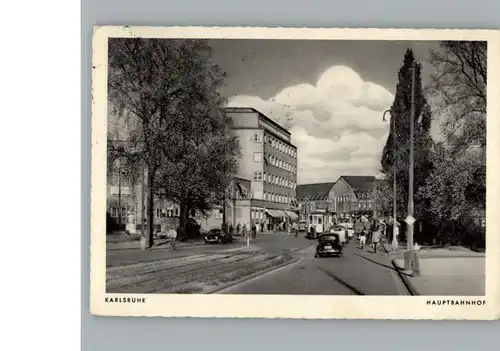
[218,239,407,295]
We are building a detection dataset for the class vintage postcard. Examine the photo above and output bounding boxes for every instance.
[90,26,500,320]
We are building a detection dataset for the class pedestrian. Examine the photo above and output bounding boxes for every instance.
[260,222,264,233]
[251,223,257,239]
[359,228,367,249]
[168,226,178,250]
[229,224,234,235]
[236,222,241,236]
[242,223,248,238]
[292,221,298,237]
[372,225,381,253]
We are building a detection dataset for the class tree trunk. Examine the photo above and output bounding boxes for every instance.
[179,203,188,239]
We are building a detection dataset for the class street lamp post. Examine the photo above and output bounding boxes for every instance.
[383,109,398,252]
[405,60,419,276]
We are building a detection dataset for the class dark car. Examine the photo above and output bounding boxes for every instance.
[204,229,233,244]
[315,233,343,258]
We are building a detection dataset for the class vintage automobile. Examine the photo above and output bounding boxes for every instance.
[328,225,348,245]
[204,229,233,244]
[315,233,343,258]
[338,220,355,239]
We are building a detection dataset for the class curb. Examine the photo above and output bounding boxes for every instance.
[380,242,415,296]
[207,257,300,294]
[391,259,419,296]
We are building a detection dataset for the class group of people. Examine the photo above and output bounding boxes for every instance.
[224,222,258,239]
[357,221,385,253]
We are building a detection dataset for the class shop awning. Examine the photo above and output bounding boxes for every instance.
[284,211,299,221]
[265,209,286,218]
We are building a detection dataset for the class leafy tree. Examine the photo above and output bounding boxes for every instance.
[418,41,487,247]
[108,38,240,243]
[379,49,434,236]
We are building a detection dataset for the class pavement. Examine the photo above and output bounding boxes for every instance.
[217,238,408,295]
[391,247,485,296]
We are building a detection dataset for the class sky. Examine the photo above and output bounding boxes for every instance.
[208,39,442,184]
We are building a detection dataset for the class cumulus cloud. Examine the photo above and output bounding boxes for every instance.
[227,65,394,184]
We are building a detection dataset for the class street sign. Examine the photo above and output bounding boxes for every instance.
[405,215,416,226]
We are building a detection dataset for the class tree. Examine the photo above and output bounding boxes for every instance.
[108,38,240,243]
[417,41,487,247]
[152,40,240,233]
[427,41,486,152]
[379,49,434,235]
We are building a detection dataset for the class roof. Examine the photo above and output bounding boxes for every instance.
[223,106,291,137]
[296,182,335,201]
[340,176,376,193]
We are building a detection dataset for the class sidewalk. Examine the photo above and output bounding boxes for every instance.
[389,246,485,296]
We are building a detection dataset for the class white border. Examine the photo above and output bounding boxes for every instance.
[91,26,500,320]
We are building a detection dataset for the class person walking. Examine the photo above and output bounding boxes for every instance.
[293,221,298,237]
[236,222,241,236]
[167,226,178,250]
[372,225,381,254]
[251,223,257,239]
[242,223,248,238]
[359,228,367,249]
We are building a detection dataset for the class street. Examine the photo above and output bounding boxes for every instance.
[218,237,405,295]
[106,233,407,295]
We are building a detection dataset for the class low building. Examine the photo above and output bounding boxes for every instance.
[331,175,377,219]
[296,182,336,234]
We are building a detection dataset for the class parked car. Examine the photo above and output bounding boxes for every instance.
[315,233,343,258]
[328,225,348,245]
[204,229,233,244]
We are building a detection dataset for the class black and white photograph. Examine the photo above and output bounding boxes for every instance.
[91,27,498,319]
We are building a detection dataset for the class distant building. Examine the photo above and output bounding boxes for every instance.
[296,182,336,233]
[331,175,377,218]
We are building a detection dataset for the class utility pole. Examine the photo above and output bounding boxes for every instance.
[404,60,419,276]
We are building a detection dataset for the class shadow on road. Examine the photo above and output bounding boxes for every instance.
[315,266,365,295]
[354,252,396,271]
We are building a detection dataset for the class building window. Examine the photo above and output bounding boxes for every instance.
[253,133,262,143]
[253,171,263,181]
[156,208,162,218]
[253,152,262,162]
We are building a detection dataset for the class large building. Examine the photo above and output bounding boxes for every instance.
[106,107,299,234]
[223,107,299,231]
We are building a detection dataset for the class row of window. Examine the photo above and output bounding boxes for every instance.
[110,205,136,218]
[263,192,296,204]
[252,152,296,174]
[268,154,296,172]
[251,210,265,220]
[337,193,371,202]
[156,208,180,218]
[252,133,297,158]
[109,186,132,196]
[253,171,296,189]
